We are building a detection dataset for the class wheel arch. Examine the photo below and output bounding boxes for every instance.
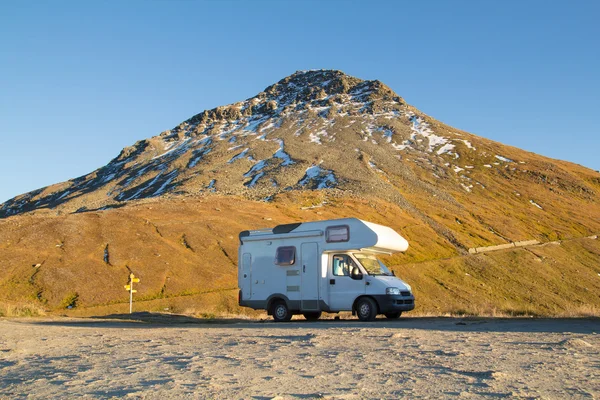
[353,295,380,314]
[266,293,290,315]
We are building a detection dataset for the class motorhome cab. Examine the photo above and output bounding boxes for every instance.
[238,218,414,322]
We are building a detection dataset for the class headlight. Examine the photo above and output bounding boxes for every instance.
[386,287,401,295]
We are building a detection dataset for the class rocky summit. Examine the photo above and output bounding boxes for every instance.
[2,70,599,227]
[1,70,599,315]
[1,70,406,216]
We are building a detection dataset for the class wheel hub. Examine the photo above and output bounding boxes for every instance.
[359,303,370,316]
[275,306,286,318]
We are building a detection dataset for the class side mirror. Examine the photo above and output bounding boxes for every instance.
[351,267,363,280]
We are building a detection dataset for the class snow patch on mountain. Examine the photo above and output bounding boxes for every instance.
[188,138,213,168]
[273,139,294,166]
[244,116,269,133]
[117,168,179,201]
[245,172,265,187]
[244,160,268,178]
[495,155,513,163]
[460,140,475,150]
[153,170,179,196]
[368,161,383,173]
[309,130,329,144]
[391,112,457,159]
[207,179,216,191]
[392,141,410,151]
[153,138,191,160]
[530,200,543,209]
[436,143,456,155]
[228,148,249,164]
[298,165,337,189]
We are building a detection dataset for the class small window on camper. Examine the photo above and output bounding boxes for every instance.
[275,246,296,266]
[326,225,349,243]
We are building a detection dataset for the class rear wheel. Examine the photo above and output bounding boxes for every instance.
[385,312,402,319]
[356,297,377,321]
[271,300,292,322]
[303,311,322,321]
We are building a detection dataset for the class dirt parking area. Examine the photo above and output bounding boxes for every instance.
[0,316,599,399]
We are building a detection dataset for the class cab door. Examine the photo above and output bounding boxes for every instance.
[327,254,365,311]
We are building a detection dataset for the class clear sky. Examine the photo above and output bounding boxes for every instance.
[1,0,599,203]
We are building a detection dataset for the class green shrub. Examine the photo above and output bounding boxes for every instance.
[60,292,79,309]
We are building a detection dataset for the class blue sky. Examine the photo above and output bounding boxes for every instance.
[1,0,599,203]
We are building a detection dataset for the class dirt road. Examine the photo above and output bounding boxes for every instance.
[1,316,598,399]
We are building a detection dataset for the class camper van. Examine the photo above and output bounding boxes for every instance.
[237,218,414,322]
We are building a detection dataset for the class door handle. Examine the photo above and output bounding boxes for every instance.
[303,265,306,273]
[330,279,335,285]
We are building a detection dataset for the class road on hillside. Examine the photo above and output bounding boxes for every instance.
[1,317,598,399]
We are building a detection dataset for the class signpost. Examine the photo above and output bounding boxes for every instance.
[124,273,140,314]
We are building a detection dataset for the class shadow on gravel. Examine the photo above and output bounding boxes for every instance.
[21,312,600,334]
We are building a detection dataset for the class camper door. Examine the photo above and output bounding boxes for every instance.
[300,243,319,310]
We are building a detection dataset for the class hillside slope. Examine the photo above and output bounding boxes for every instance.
[1,70,599,316]
[0,194,598,316]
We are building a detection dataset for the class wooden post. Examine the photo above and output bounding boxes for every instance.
[124,273,140,314]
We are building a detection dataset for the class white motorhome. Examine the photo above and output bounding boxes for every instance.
[238,218,414,321]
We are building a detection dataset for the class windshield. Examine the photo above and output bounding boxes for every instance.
[353,253,393,276]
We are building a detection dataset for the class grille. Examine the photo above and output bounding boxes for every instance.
[401,291,411,297]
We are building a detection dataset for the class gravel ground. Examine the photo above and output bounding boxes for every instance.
[0,316,599,399]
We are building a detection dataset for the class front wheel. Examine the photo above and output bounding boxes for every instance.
[385,312,402,319]
[356,297,377,321]
[303,311,322,321]
[271,300,292,322]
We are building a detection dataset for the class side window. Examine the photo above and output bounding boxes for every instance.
[276,246,296,266]
[326,225,349,243]
[332,254,356,276]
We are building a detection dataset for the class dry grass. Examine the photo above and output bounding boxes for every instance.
[556,304,600,318]
[0,195,599,318]
[0,301,46,317]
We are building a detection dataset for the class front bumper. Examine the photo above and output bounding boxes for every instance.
[372,294,415,313]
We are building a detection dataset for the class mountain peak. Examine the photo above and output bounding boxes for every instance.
[182,70,402,129]
[264,69,398,107]
[273,69,359,93]
[1,69,598,222]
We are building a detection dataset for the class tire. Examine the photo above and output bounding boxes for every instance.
[385,312,402,319]
[356,297,377,321]
[271,300,292,322]
[303,311,322,321]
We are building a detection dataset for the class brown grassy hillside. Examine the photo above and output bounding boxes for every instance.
[1,193,598,317]
[1,70,599,318]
